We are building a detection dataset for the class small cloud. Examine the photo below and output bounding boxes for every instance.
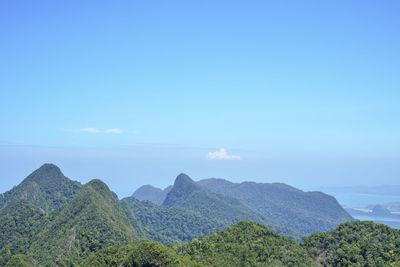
[105,128,123,134]
[207,148,241,160]
[80,128,100,133]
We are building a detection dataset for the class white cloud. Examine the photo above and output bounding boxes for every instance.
[207,148,241,160]
[80,128,100,133]
[105,128,123,134]
[80,128,123,134]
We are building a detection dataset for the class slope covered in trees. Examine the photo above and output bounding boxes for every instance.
[80,221,316,267]
[0,163,82,213]
[0,178,137,266]
[1,164,399,266]
[302,221,400,266]
[81,240,197,267]
[180,220,316,266]
[162,173,301,239]
[121,196,226,244]
[132,175,353,236]
[198,178,353,235]
[82,220,400,266]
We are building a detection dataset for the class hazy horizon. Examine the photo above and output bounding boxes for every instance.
[1,1,399,197]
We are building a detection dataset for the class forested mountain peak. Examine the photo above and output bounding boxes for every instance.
[162,173,202,206]
[22,179,136,265]
[0,163,82,212]
[86,179,117,201]
[25,163,64,183]
[302,221,400,266]
[180,220,316,266]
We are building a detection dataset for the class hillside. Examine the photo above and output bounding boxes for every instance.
[180,220,317,266]
[0,163,82,213]
[121,196,226,244]
[302,220,400,266]
[162,173,301,239]
[132,185,172,205]
[81,221,316,267]
[198,178,353,234]
[0,200,46,260]
[81,239,197,266]
[0,179,137,266]
[81,220,400,266]
[1,165,398,266]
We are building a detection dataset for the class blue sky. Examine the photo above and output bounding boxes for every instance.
[1,1,399,197]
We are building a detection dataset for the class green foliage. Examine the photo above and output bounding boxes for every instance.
[2,166,399,267]
[5,254,35,267]
[162,174,301,240]
[0,202,46,265]
[179,220,316,267]
[0,179,137,266]
[121,197,226,244]
[122,240,197,267]
[79,245,132,266]
[0,164,81,213]
[198,178,354,235]
[302,220,400,266]
[28,179,137,265]
[0,201,46,250]
[81,240,199,267]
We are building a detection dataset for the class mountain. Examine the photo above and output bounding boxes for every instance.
[0,200,46,254]
[198,178,353,235]
[82,221,316,267]
[120,196,226,244]
[82,220,400,267]
[81,239,197,267]
[180,220,316,266]
[302,221,400,266]
[1,165,399,266]
[162,173,301,239]
[132,184,172,205]
[0,179,137,266]
[0,163,82,213]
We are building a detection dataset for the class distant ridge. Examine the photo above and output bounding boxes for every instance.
[162,173,301,239]
[0,165,398,266]
[132,174,353,236]
[132,184,172,205]
[198,178,353,234]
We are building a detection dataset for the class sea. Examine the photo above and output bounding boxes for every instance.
[319,190,400,229]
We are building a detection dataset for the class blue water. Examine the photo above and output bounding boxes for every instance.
[321,191,400,209]
[352,215,400,229]
[354,215,400,223]
[320,191,400,229]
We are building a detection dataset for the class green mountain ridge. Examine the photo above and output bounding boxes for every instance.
[121,196,226,244]
[302,221,400,266]
[0,163,82,213]
[180,220,317,266]
[0,177,137,266]
[72,220,400,267]
[198,178,353,235]
[162,173,301,239]
[132,175,353,236]
[1,164,398,266]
